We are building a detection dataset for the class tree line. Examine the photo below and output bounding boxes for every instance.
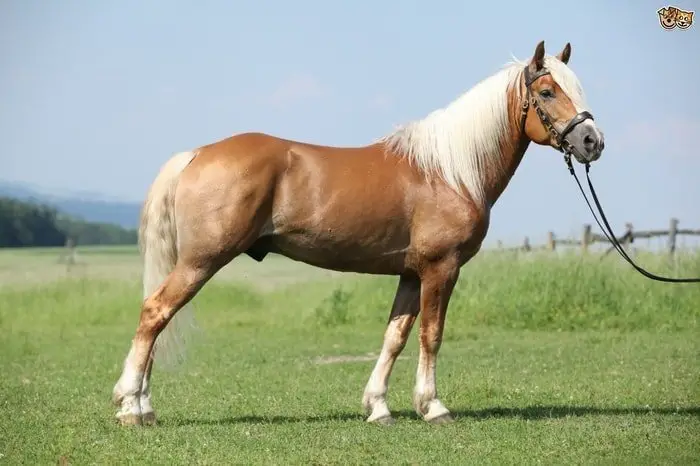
[0,196,138,248]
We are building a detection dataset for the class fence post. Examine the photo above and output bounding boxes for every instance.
[624,223,634,246]
[58,237,77,272]
[622,223,634,258]
[581,224,591,253]
[547,231,556,252]
[668,217,678,256]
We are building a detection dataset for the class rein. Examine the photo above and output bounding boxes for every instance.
[520,66,700,284]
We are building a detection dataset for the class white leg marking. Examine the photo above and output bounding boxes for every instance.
[139,351,155,415]
[113,344,145,419]
[363,315,412,422]
[140,377,154,415]
[414,349,450,421]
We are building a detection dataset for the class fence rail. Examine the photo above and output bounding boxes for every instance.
[494,217,700,256]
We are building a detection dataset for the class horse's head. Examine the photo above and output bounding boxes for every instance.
[521,41,604,164]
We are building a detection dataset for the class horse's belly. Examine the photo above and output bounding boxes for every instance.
[267,148,414,274]
[267,225,410,275]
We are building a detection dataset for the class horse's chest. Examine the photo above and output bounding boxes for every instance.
[412,205,489,261]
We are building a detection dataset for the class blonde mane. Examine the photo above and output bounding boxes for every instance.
[379,55,588,206]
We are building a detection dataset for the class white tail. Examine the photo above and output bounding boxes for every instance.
[139,150,197,366]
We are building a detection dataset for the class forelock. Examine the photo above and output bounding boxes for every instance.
[544,56,589,112]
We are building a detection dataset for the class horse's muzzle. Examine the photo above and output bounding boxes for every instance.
[567,123,604,163]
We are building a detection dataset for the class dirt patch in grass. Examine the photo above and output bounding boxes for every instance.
[311,353,409,365]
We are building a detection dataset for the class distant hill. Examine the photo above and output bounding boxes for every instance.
[0,195,138,247]
[0,180,141,229]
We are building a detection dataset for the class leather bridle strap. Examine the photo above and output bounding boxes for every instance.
[520,66,594,157]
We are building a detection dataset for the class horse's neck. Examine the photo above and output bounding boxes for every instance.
[481,87,531,208]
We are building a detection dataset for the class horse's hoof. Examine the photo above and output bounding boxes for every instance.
[142,412,157,426]
[426,412,455,425]
[368,415,396,426]
[116,413,143,426]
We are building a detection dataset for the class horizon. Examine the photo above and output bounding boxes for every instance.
[2,1,699,247]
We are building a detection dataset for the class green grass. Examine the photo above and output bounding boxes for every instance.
[1,249,699,464]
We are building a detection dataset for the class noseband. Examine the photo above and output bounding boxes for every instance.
[518,65,594,162]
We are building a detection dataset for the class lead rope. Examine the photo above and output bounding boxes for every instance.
[565,155,700,283]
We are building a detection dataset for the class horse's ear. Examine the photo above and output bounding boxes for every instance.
[557,43,571,64]
[530,40,546,71]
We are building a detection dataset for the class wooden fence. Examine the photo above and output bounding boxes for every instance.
[494,218,700,256]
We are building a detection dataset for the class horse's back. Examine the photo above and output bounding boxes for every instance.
[197,131,370,159]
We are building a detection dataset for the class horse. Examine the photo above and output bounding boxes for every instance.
[112,40,605,426]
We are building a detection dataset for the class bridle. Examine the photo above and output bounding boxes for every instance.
[518,65,594,163]
[519,64,700,284]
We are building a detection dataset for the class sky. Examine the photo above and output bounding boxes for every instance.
[1,0,699,248]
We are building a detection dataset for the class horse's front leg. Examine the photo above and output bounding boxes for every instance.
[362,274,421,424]
[414,257,459,424]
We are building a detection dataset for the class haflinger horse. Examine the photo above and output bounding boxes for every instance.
[112,40,605,426]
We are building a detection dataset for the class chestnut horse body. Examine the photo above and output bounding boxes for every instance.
[113,41,605,426]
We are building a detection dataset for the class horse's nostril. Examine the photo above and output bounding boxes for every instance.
[583,134,596,151]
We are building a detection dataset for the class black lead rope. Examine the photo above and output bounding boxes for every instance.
[565,156,700,283]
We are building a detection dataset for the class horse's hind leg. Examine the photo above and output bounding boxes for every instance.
[362,275,421,424]
[112,259,216,426]
[139,351,156,425]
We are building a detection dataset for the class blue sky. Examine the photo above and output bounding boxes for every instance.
[2,0,698,247]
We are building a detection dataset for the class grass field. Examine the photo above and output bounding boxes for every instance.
[1,246,699,464]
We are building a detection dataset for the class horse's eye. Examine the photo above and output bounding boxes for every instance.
[539,89,554,99]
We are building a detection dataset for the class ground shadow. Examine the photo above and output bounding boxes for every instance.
[168,405,700,427]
